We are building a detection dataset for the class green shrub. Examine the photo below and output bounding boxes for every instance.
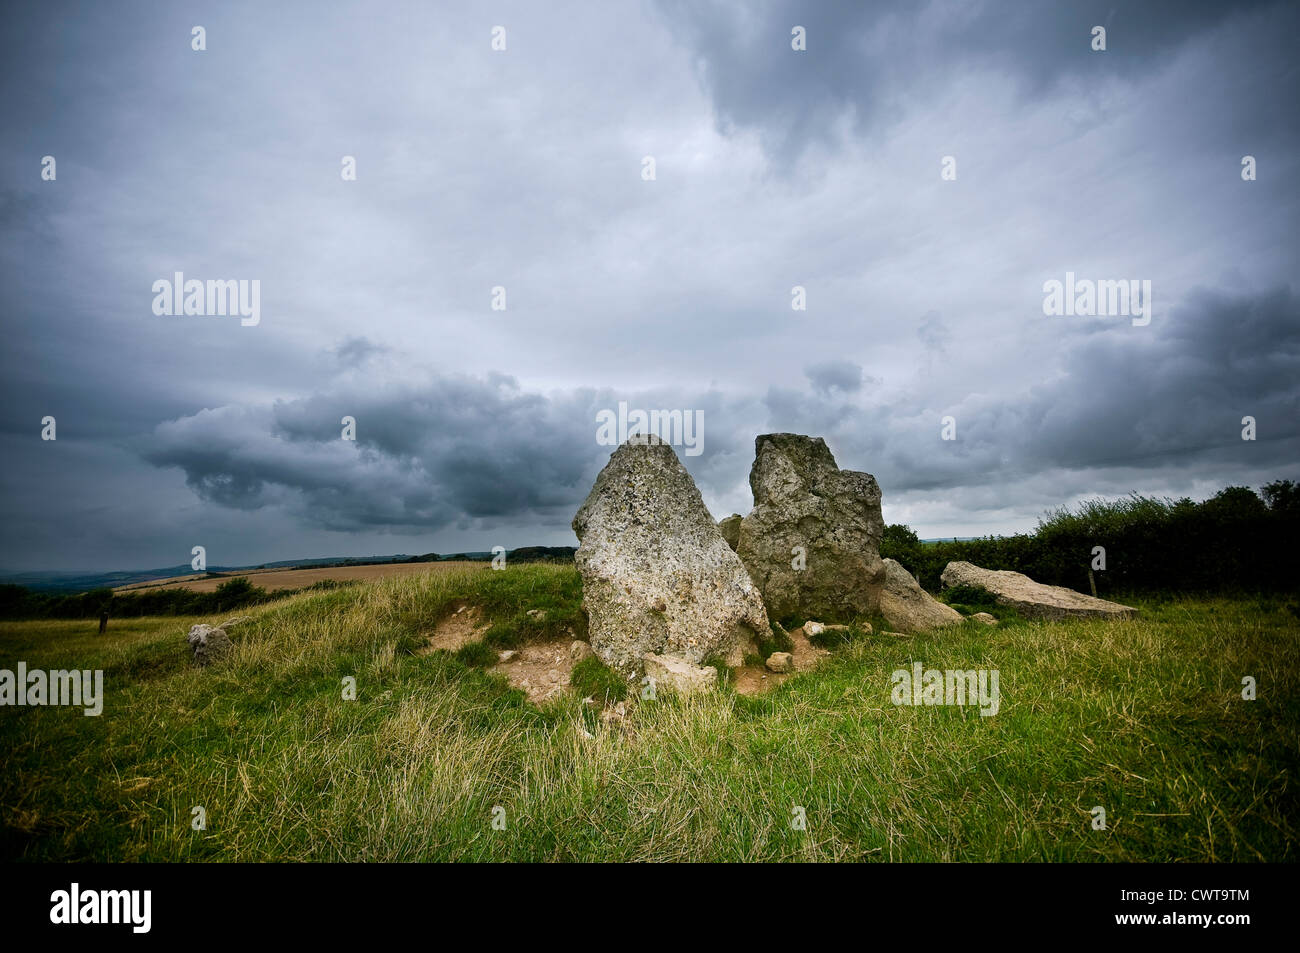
[886,479,1300,596]
[879,522,924,575]
[940,584,999,610]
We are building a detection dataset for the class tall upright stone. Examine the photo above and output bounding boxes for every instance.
[736,433,885,621]
[717,514,743,550]
[572,436,770,678]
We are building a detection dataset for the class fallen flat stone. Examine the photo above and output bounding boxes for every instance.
[878,558,963,633]
[940,561,1138,621]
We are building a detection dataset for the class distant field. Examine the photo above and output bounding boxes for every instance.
[113,560,487,594]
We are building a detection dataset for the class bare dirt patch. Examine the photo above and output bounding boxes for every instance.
[732,666,778,695]
[732,625,830,696]
[419,603,490,655]
[490,638,575,704]
[789,625,831,671]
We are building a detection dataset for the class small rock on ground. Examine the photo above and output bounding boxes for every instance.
[765,652,794,673]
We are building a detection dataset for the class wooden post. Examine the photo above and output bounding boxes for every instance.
[98,611,108,635]
[1087,568,1097,598]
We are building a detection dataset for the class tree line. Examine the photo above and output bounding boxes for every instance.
[880,480,1300,596]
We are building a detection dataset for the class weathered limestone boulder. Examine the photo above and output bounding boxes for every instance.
[717,514,743,551]
[572,436,771,678]
[970,612,999,626]
[643,653,718,695]
[186,624,230,666]
[940,561,1138,621]
[736,434,885,621]
[878,558,963,633]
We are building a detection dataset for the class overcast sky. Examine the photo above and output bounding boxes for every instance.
[2,0,1297,571]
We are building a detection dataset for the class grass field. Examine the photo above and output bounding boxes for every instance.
[2,564,1297,862]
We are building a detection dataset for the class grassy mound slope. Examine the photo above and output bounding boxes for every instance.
[1,564,1296,861]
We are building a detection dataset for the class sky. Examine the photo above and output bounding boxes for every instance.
[1,0,1297,572]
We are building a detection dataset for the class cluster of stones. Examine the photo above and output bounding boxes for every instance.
[572,432,1137,694]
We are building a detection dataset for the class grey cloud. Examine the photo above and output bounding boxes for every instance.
[822,284,1300,493]
[917,311,949,355]
[1,0,1297,569]
[804,360,865,396]
[333,337,388,368]
[655,0,1287,163]
[135,284,1300,539]
[142,376,605,532]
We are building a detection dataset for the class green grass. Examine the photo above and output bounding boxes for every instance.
[1,564,1296,861]
[453,641,498,668]
[570,654,627,704]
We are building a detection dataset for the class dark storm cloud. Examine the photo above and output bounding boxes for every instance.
[135,362,776,535]
[655,0,1288,162]
[140,374,606,532]
[137,282,1299,537]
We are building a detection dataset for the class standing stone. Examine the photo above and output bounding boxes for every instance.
[736,434,885,621]
[717,514,743,551]
[572,436,771,678]
[878,558,963,633]
[940,561,1138,620]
